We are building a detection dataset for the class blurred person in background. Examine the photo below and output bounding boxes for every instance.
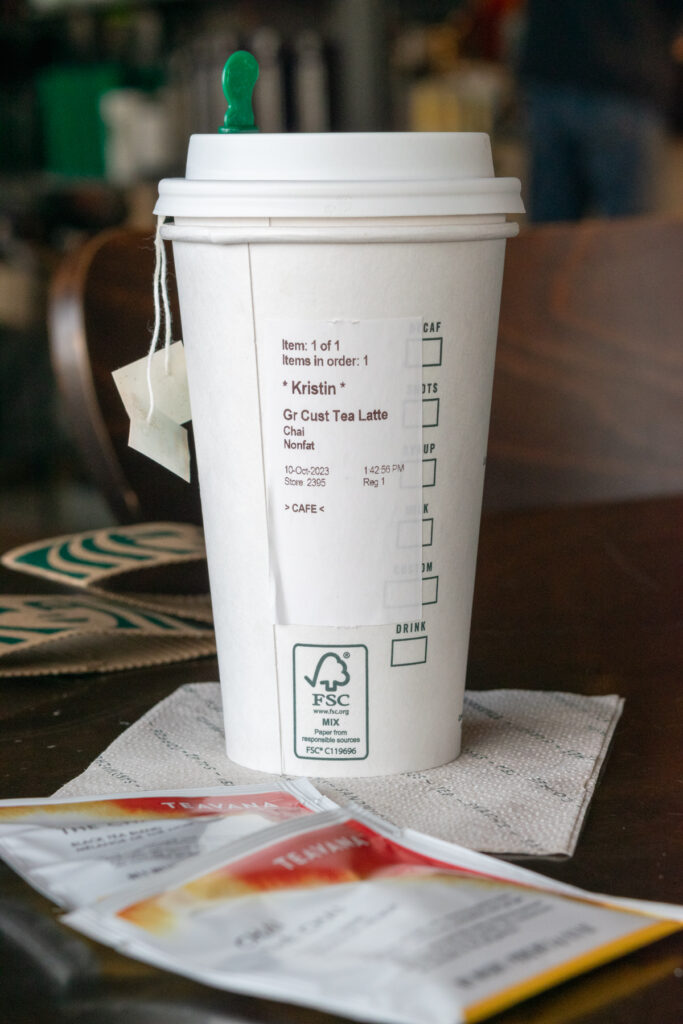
[519,0,682,222]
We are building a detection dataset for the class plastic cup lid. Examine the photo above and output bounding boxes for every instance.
[156,132,523,219]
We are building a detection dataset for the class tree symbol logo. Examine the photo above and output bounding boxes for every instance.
[304,651,351,692]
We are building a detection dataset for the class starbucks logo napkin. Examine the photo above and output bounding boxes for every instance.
[0,596,215,676]
[2,523,212,623]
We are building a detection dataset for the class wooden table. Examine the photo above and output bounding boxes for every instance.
[1,496,681,1023]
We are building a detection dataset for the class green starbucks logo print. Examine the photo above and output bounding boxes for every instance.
[305,651,350,692]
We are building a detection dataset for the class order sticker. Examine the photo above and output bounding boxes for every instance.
[293,643,368,761]
[257,318,423,627]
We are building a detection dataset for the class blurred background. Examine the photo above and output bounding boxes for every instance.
[0,0,681,537]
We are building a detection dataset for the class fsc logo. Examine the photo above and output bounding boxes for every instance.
[293,644,368,760]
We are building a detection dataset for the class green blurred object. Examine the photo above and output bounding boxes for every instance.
[37,64,123,178]
[219,50,259,134]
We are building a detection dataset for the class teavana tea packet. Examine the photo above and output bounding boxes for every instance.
[0,781,332,908]
[64,807,682,1024]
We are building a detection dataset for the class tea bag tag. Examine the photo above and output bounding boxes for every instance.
[128,409,190,482]
[112,341,191,481]
[113,340,190,424]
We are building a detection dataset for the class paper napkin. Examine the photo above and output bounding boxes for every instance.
[55,682,623,857]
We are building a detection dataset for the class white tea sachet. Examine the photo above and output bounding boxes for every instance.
[113,340,191,480]
[63,807,683,1024]
[0,781,332,909]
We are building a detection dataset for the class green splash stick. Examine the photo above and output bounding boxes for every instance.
[219,51,259,134]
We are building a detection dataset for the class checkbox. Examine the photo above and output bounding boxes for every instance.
[399,459,422,489]
[422,518,434,546]
[391,635,428,666]
[397,520,421,549]
[405,336,423,368]
[422,337,443,367]
[422,576,439,604]
[402,399,422,428]
[423,459,437,487]
[384,578,421,609]
[422,397,439,427]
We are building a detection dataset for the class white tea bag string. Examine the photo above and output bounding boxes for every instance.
[146,216,174,422]
[159,219,173,374]
[111,218,191,481]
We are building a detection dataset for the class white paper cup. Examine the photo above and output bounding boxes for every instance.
[156,132,522,776]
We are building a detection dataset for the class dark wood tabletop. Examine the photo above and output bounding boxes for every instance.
[1,495,681,1023]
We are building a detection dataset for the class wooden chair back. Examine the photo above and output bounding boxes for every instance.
[49,228,202,524]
